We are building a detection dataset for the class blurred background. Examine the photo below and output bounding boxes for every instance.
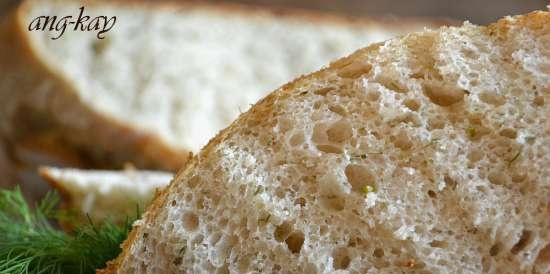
[1,0,548,23]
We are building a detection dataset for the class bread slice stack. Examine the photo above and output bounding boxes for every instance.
[39,167,172,224]
[99,11,549,274]
[0,0,445,172]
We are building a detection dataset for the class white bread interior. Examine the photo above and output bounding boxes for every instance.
[101,11,549,274]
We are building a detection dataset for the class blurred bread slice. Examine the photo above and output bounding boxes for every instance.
[0,0,450,172]
[101,11,549,274]
[39,166,172,224]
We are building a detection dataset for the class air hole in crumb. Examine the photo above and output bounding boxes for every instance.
[182,212,199,231]
[337,61,372,79]
[535,244,550,264]
[499,128,517,139]
[479,91,505,106]
[188,175,204,188]
[345,164,376,193]
[316,144,343,154]
[274,221,293,242]
[373,248,384,258]
[327,120,353,143]
[332,247,351,269]
[490,242,502,256]
[367,90,381,101]
[427,190,437,198]
[488,170,509,185]
[461,48,479,59]
[427,117,445,130]
[289,132,305,146]
[329,105,348,116]
[320,194,346,211]
[393,130,413,150]
[278,118,293,133]
[403,98,421,111]
[511,172,527,183]
[314,87,334,96]
[377,75,408,93]
[533,96,544,106]
[468,150,484,163]
[285,231,304,254]
[422,82,465,106]
[511,230,533,254]
[429,240,448,248]
[312,123,328,143]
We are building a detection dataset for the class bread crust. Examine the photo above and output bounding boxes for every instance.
[97,10,550,274]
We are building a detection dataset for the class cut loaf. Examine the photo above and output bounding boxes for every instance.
[39,166,172,224]
[0,0,446,171]
[101,11,549,274]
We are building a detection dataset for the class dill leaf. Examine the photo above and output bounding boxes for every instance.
[0,188,134,274]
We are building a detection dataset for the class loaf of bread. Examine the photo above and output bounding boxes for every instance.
[100,11,549,274]
[0,0,447,172]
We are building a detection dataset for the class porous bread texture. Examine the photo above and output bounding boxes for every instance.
[103,11,550,274]
[0,0,442,172]
[39,167,173,224]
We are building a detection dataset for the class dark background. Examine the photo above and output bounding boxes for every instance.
[1,0,548,23]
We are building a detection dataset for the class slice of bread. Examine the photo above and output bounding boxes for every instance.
[100,11,549,274]
[0,0,448,172]
[39,166,172,224]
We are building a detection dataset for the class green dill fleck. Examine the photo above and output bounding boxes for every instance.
[351,154,367,160]
[423,138,440,148]
[362,185,376,194]
[508,147,522,167]
[259,214,271,224]
[0,187,134,274]
[467,127,476,138]
[173,256,183,266]
[179,246,187,255]
[254,186,265,195]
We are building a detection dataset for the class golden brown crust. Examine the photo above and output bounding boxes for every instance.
[486,10,550,39]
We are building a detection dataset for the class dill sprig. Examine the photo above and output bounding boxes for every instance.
[0,188,134,274]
